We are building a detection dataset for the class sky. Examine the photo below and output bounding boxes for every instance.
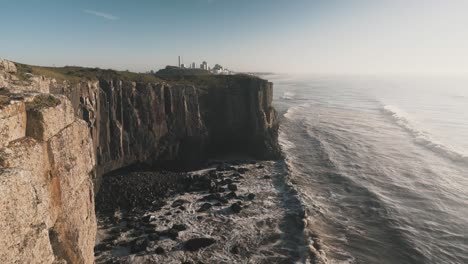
[1,0,467,74]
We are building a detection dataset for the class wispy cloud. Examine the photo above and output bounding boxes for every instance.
[83,9,119,20]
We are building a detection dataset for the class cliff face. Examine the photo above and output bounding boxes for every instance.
[0,60,96,264]
[48,73,280,186]
[0,59,280,264]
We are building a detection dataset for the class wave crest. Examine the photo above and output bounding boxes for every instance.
[382,105,468,164]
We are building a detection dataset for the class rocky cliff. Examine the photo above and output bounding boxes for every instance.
[0,60,96,263]
[42,66,281,187]
[0,59,280,263]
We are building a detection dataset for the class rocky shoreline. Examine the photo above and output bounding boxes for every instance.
[94,160,314,264]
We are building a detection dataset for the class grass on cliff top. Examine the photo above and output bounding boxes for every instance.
[15,63,164,84]
[14,62,265,87]
[26,94,61,111]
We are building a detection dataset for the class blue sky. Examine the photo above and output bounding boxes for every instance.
[1,0,467,74]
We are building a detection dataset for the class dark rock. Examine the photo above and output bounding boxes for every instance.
[179,205,186,211]
[94,243,110,252]
[225,191,238,199]
[130,238,149,253]
[159,229,179,240]
[172,199,189,207]
[263,175,271,179]
[197,203,212,212]
[200,194,228,204]
[142,215,154,223]
[249,160,257,164]
[227,184,238,191]
[184,238,216,251]
[257,165,265,169]
[247,193,256,200]
[148,233,159,241]
[237,168,249,174]
[208,170,218,179]
[172,224,187,231]
[230,202,242,213]
[155,246,165,255]
[223,178,233,185]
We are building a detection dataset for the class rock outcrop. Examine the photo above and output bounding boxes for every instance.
[0,88,96,263]
[47,71,280,188]
[0,59,280,263]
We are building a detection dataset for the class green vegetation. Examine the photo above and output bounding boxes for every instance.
[13,62,263,89]
[26,94,61,111]
[15,63,164,84]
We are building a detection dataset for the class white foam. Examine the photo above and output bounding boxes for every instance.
[280,91,296,100]
[383,105,468,164]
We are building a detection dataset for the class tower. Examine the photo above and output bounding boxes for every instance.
[178,56,181,68]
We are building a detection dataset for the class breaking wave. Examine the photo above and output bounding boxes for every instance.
[280,91,296,100]
[382,105,468,164]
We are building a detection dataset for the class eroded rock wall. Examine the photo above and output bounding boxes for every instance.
[49,75,280,183]
[0,90,96,264]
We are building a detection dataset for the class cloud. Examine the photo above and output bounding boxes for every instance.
[83,9,119,20]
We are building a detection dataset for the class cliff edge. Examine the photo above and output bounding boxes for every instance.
[0,60,96,263]
[0,58,281,263]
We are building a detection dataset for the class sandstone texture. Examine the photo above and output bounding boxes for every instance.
[0,70,96,264]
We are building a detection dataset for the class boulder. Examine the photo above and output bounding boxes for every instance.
[0,59,17,73]
[184,238,216,251]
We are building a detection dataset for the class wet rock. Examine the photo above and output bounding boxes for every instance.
[263,175,271,179]
[247,193,256,200]
[172,224,187,231]
[142,214,155,223]
[216,164,236,172]
[159,229,179,240]
[148,233,159,241]
[257,165,265,169]
[197,203,212,212]
[172,199,189,207]
[223,178,233,185]
[94,243,110,252]
[237,168,249,174]
[249,160,257,164]
[201,194,228,204]
[184,238,216,251]
[208,170,218,179]
[130,238,149,253]
[228,184,238,191]
[155,246,165,255]
[225,191,238,199]
[230,202,242,213]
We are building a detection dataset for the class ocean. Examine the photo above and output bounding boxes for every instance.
[270,74,468,264]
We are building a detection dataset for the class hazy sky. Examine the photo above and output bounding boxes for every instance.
[1,0,467,74]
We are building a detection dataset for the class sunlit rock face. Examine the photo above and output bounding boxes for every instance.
[0,80,96,263]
